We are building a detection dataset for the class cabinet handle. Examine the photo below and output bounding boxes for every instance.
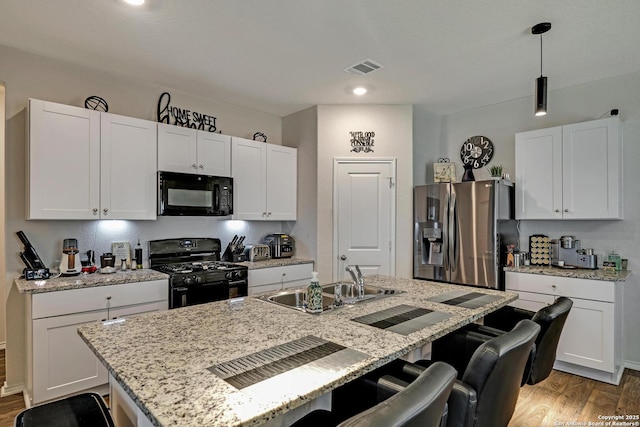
[262,212,267,216]
[199,164,204,169]
[564,209,569,213]
[554,209,560,213]
[93,208,98,215]
[267,212,272,216]
[103,208,109,215]
[192,164,197,169]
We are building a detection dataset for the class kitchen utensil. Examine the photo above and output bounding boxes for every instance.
[59,238,82,275]
[222,235,247,262]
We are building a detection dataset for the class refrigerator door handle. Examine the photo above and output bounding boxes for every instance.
[448,191,457,273]
[443,192,450,271]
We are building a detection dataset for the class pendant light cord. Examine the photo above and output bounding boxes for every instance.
[539,34,543,77]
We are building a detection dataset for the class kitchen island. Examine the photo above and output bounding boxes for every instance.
[78,276,517,427]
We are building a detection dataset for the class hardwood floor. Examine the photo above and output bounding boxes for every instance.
[0,350,24,427]
[0,348,638,427]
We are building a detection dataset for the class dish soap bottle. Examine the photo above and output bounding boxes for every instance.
[306,271,323,313]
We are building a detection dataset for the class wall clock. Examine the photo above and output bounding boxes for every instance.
[460,135,494,169]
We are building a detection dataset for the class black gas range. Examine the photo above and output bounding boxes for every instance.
[149,238,248,309]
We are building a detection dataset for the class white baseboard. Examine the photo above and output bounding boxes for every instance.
[623,360,640,372]
[1,380,24,397]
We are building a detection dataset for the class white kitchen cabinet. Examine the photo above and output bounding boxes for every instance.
[27,99,158,220]
[26,279,168,405]
[100,113,157,220]
[505,271,623,384]
[248,263,313,295]
[232,137,297,221]
[515,117,621,220]
[157,123,231,176]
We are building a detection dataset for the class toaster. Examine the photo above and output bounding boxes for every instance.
[262,234,294,259]
[244,244,271,262]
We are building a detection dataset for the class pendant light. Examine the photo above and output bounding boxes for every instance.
[532,22,551,116]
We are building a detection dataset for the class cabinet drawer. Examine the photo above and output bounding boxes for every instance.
[248,264,313,287]
[508,290,555,311]
[505,272,614,302]
[32,279,168,319]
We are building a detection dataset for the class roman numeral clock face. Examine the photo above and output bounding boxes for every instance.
[460,135,494,169]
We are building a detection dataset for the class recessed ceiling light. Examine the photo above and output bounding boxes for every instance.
[124,0,144,6]
[353,87,367,96]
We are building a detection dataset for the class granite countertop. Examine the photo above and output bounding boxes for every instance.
[235,257,314,270]
[504,266,630,282]
[78,275,517,427]
[15,269,169,294]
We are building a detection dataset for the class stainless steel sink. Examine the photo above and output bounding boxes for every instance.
[258,283,404,313]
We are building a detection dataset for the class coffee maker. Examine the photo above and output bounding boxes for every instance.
[59,238,82,275]
[551,235,597,269]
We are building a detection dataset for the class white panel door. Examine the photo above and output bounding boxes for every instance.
[515,126,563,219]
[197,131,231,177]
[100,113,157,220]
[266,144,297,220]
[335,160,395,280]
[27,99,100,219]
[562,118,621,219]
[157,123,197,173]
[232,137,267,220]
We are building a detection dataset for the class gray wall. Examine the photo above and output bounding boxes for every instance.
[413,70,640,367]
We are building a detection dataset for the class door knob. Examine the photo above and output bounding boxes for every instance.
[340,255,347,260]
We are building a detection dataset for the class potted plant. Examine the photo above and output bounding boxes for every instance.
[487,165,503,179]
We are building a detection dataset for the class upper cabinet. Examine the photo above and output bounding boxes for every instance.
[515,117,622,220]
[157,123,231,177]
[27,99,157,220]
[231,137,297,221]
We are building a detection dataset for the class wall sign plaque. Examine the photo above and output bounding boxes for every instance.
[350,131,375,153]
[157,92,220,133]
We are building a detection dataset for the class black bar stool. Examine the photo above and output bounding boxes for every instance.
[15,393,114,427]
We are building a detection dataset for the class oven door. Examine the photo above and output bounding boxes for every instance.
[159,171,233,216]
[170,281,228,309]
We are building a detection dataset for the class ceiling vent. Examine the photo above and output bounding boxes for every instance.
[343,59,384,76]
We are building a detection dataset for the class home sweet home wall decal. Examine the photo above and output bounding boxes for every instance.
[157,92,220,133]
[349,131,375,153]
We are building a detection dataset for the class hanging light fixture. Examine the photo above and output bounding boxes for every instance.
[532,22,551,116]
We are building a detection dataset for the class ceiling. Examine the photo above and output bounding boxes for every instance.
[1,0,639,117]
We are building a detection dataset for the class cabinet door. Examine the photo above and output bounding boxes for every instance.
[32,311,108,404]
[101,113,157,220]
[266,145,297,220]
[231,137,267,220]
[197,131,231,177]
[157,123,198,174]
[27,99,101,219]
[555,297,615,372]
[562,118,621,219]
[515,126,562,219]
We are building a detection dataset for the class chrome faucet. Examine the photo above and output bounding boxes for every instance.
[345,266,365,299]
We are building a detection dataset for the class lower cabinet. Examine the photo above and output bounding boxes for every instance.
[248,263,314,295]
[505,272,623,384]
[26,280,168,405]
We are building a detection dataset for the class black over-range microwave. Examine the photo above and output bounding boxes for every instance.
[158,171,233,216]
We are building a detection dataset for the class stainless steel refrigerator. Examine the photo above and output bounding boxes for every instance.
[414,180,518,290]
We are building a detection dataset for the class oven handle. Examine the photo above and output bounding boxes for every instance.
[228,280,247,286]
[173,287,189,292]
[200,281,227,287]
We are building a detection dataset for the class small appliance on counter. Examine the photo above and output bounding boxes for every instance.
[59,238,82,276]
[551,236,597,269]
[17,230,50,280]
[222,235,247,262]
[100,252,117,274]
[81,250,98,274]
[263,234,295,259]
[244,244,271,262]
